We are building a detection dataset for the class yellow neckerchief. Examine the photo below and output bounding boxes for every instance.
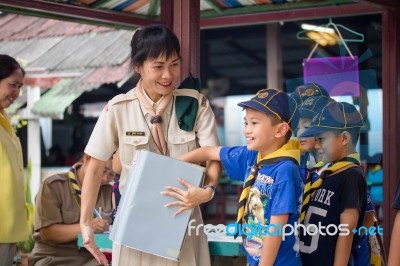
[0,110,13,136]
[67,162,83,208]
[236,138,300,228]
[256,138,301,164]
[371,164,382,173]
[300,153,361,223]
[311,160,326,170]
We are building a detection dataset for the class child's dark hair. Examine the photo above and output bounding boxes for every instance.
[332,128,360,147]
[0,54,25,80]
[269,115,292,143]
[130,24,181,75]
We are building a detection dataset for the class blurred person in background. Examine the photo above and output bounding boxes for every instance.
[0,54,29,265]
[28,155,113,266]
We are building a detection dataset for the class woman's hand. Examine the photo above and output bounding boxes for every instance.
[80,224,109,265]
[162,177,213,216]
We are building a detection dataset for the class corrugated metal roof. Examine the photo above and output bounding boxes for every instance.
[2,13,134,118]
[87,30,132,67]
[0,14,112,41]
[31,71,95,119]
[9,37,64,65]
[55,31,128,70]
[0,13,16,28]
[0,39,31,56]
[29,35,90,69]
[85,60,131,85]
[36,20,111,38]
[0,15,40,40]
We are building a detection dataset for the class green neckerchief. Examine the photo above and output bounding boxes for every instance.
[175,74,200,132]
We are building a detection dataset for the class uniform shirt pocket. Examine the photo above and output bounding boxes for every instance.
[168,132,197,158]
[121,135,150,165]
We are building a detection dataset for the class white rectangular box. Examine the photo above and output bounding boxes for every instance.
[110,150,204,261]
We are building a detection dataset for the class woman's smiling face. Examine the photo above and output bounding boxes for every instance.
[0,68,24,110]
[134,54,181,102]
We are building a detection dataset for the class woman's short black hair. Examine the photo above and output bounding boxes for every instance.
[130,24,181,70]
[0,54,25,80]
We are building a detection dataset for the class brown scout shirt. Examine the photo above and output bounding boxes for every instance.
[28,172,112,266]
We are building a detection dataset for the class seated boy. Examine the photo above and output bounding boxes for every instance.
[298,101,368,266]
[29,155,113,266]
[178,88,303,266]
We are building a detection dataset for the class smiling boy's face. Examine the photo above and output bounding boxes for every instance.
[297,117,317,152]
[315,131,345,163]
[243,108,284,156]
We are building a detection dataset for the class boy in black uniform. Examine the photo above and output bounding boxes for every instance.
[298,101,368,266]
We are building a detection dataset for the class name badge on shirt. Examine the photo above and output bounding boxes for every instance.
[126,131,145,136]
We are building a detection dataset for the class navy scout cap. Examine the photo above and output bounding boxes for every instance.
[300,101,364,138]
[298,96,336,119]
[290,83,330,105]
[237,88,299,132]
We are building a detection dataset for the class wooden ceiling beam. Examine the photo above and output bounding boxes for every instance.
[353,0,398,9]
[0,0,158,29]
[200,3,382,29]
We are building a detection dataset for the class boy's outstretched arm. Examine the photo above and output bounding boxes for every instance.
[178,146,222,164]
[259,214,289,266]
[334,208,359,266]
[205,160,222,187]
[162,146,222,216]
[388,210,400,265]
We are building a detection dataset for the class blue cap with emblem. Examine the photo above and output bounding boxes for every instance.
[300,101,364,138]
[298,95,336,119]
[237,88,299,132]
[290,82,330,105]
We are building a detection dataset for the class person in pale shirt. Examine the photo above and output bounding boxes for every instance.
[80,24,221,266]
[0,54,29,266]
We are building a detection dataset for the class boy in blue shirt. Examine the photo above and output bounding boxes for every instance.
[298,102,368,266]
[179,88,303,266]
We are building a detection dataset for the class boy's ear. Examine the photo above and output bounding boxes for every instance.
[275,122,290,138]
[341,131,351,146]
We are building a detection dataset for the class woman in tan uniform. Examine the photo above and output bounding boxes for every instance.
[80,24,221,266]
[28,155,113,266]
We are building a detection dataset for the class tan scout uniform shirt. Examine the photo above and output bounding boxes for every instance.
[28,173,112,266]
[85,88,219,266]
